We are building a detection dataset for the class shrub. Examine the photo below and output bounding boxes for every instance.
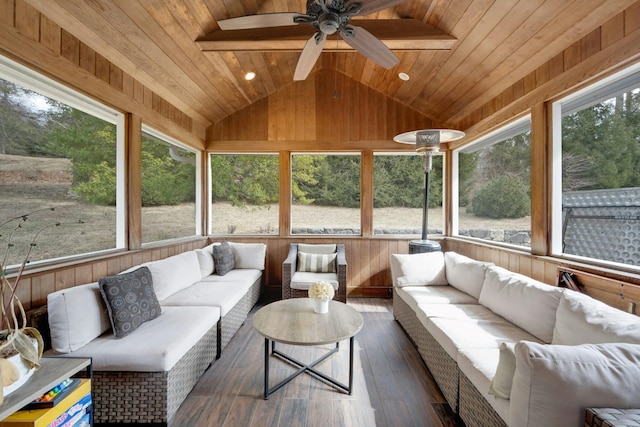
[471,175,530,219]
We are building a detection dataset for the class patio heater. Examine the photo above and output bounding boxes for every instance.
[394,129,465,254]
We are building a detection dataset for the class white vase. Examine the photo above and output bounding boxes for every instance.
[312,299,329,314]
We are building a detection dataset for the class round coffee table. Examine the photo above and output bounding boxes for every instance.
[252,298,364,399]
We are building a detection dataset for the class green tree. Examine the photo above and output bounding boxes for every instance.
[0,79,50,156]
[211,154,279,206]
[471,175,530,218]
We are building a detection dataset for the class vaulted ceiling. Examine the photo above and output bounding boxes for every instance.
[28,0,637,130]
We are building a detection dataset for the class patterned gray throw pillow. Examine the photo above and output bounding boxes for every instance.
[99,266,162,338]
[212,241,235,276]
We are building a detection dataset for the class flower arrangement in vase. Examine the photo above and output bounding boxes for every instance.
[308,281,335,314]
[0,208,80,403]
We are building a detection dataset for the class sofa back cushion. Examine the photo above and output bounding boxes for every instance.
[297,243,336,254]
[389,252,447,287]
[510,341,640,427]
[444,252,493,299]
[553,290,640,345]
[196,243,219,278]
[228,242,267,270]
[48,282,111,353]
[479,266,564,343]
[146,250,201,300]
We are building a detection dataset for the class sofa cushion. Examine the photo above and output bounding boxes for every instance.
[54,306,220,371]
[553,290,640,345]
[395,286,478,312]
[444,252,493,299]
[422,316,541,359]
[196,248,215,278]
[457,348,511,424]
[200,269,262,284]
[416,303,500,322]
[297,251,337,273]
[228,242,266,270]
[146,251,202,301]
[161,281,253,316]
[479,266,564,343]
[488,342,517,399]
[99,266,162,339]
[290,272,339,290]
[298,243,336,254]
[48,282,111,353]
[390,252,447,287]
[212,242,235,276]
[510,341,640,427]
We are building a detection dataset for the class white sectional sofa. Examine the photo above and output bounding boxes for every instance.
[391,251,640,427]
[46,241,266,426]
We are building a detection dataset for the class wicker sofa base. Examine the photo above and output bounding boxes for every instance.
[92,325,217,425]
[218,277,261,358]
[392,290,419,345]
[459,372,508,427]
[417,325,459,412]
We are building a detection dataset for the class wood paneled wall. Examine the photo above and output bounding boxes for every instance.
[206,68,439,150]
[0,0,204,148]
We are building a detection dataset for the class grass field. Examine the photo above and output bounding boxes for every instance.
[1,154,529,266]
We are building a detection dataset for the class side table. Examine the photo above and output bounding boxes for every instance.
[586,408,640,426]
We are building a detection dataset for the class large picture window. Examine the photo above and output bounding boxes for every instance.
[210,154,279,235]
[373,154,443,235]
[0,56,124,267]
[454,117,531,247]
[141,127,199,244]
[291,153,360,235]
[552,65,640,268]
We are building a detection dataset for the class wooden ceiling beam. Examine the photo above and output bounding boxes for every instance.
[196,19,456,51]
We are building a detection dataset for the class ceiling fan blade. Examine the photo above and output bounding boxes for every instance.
[349,0,408,16]
[218,13,302,30]
[294,33,327,81]
[340,25,399,69]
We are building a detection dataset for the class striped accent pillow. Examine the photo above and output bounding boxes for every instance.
[297,251,337,273]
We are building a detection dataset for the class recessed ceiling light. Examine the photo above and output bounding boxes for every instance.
[245,72,256,81]
[398,72,410,81]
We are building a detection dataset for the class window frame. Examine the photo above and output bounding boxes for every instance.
[0,54,127,259]
[141,125,202,244]
[551,62,640,270]
[452,114,532,249]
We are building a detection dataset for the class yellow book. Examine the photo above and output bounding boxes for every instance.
[0,379,91,427]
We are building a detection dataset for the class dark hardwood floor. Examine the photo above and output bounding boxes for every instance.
[172,298,464,427]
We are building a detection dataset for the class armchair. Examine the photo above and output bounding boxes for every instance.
[282,243,347,303]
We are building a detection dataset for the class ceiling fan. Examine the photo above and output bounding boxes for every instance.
[217,0,408,81]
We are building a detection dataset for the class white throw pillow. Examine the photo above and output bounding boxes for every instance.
[228,242,266,270]
[389,252,447,287]
[510,341,640,427]
[146,251,202,301]
[444,252,493,299]
[47,282,111,353]
[488,342,517,399]
[195,249,215,278]
[297,243,336,254]
[479,266,564,343]
[552,290,640,345]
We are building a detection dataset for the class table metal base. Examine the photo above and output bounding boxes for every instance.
[263,337,355,400]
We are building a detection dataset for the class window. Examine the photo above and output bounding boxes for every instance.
[141,127,199,243]
[373,153,444,235]
[291,154,360,235]
[454,117,531,247]
[209,154,279,235]
[0,56,124,267]
[552,64,640,268]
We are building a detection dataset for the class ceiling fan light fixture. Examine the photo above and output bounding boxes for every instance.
[318,13,340,34]
[244,72,256,80]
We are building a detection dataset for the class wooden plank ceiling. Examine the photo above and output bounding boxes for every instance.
[25,0,637,131]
